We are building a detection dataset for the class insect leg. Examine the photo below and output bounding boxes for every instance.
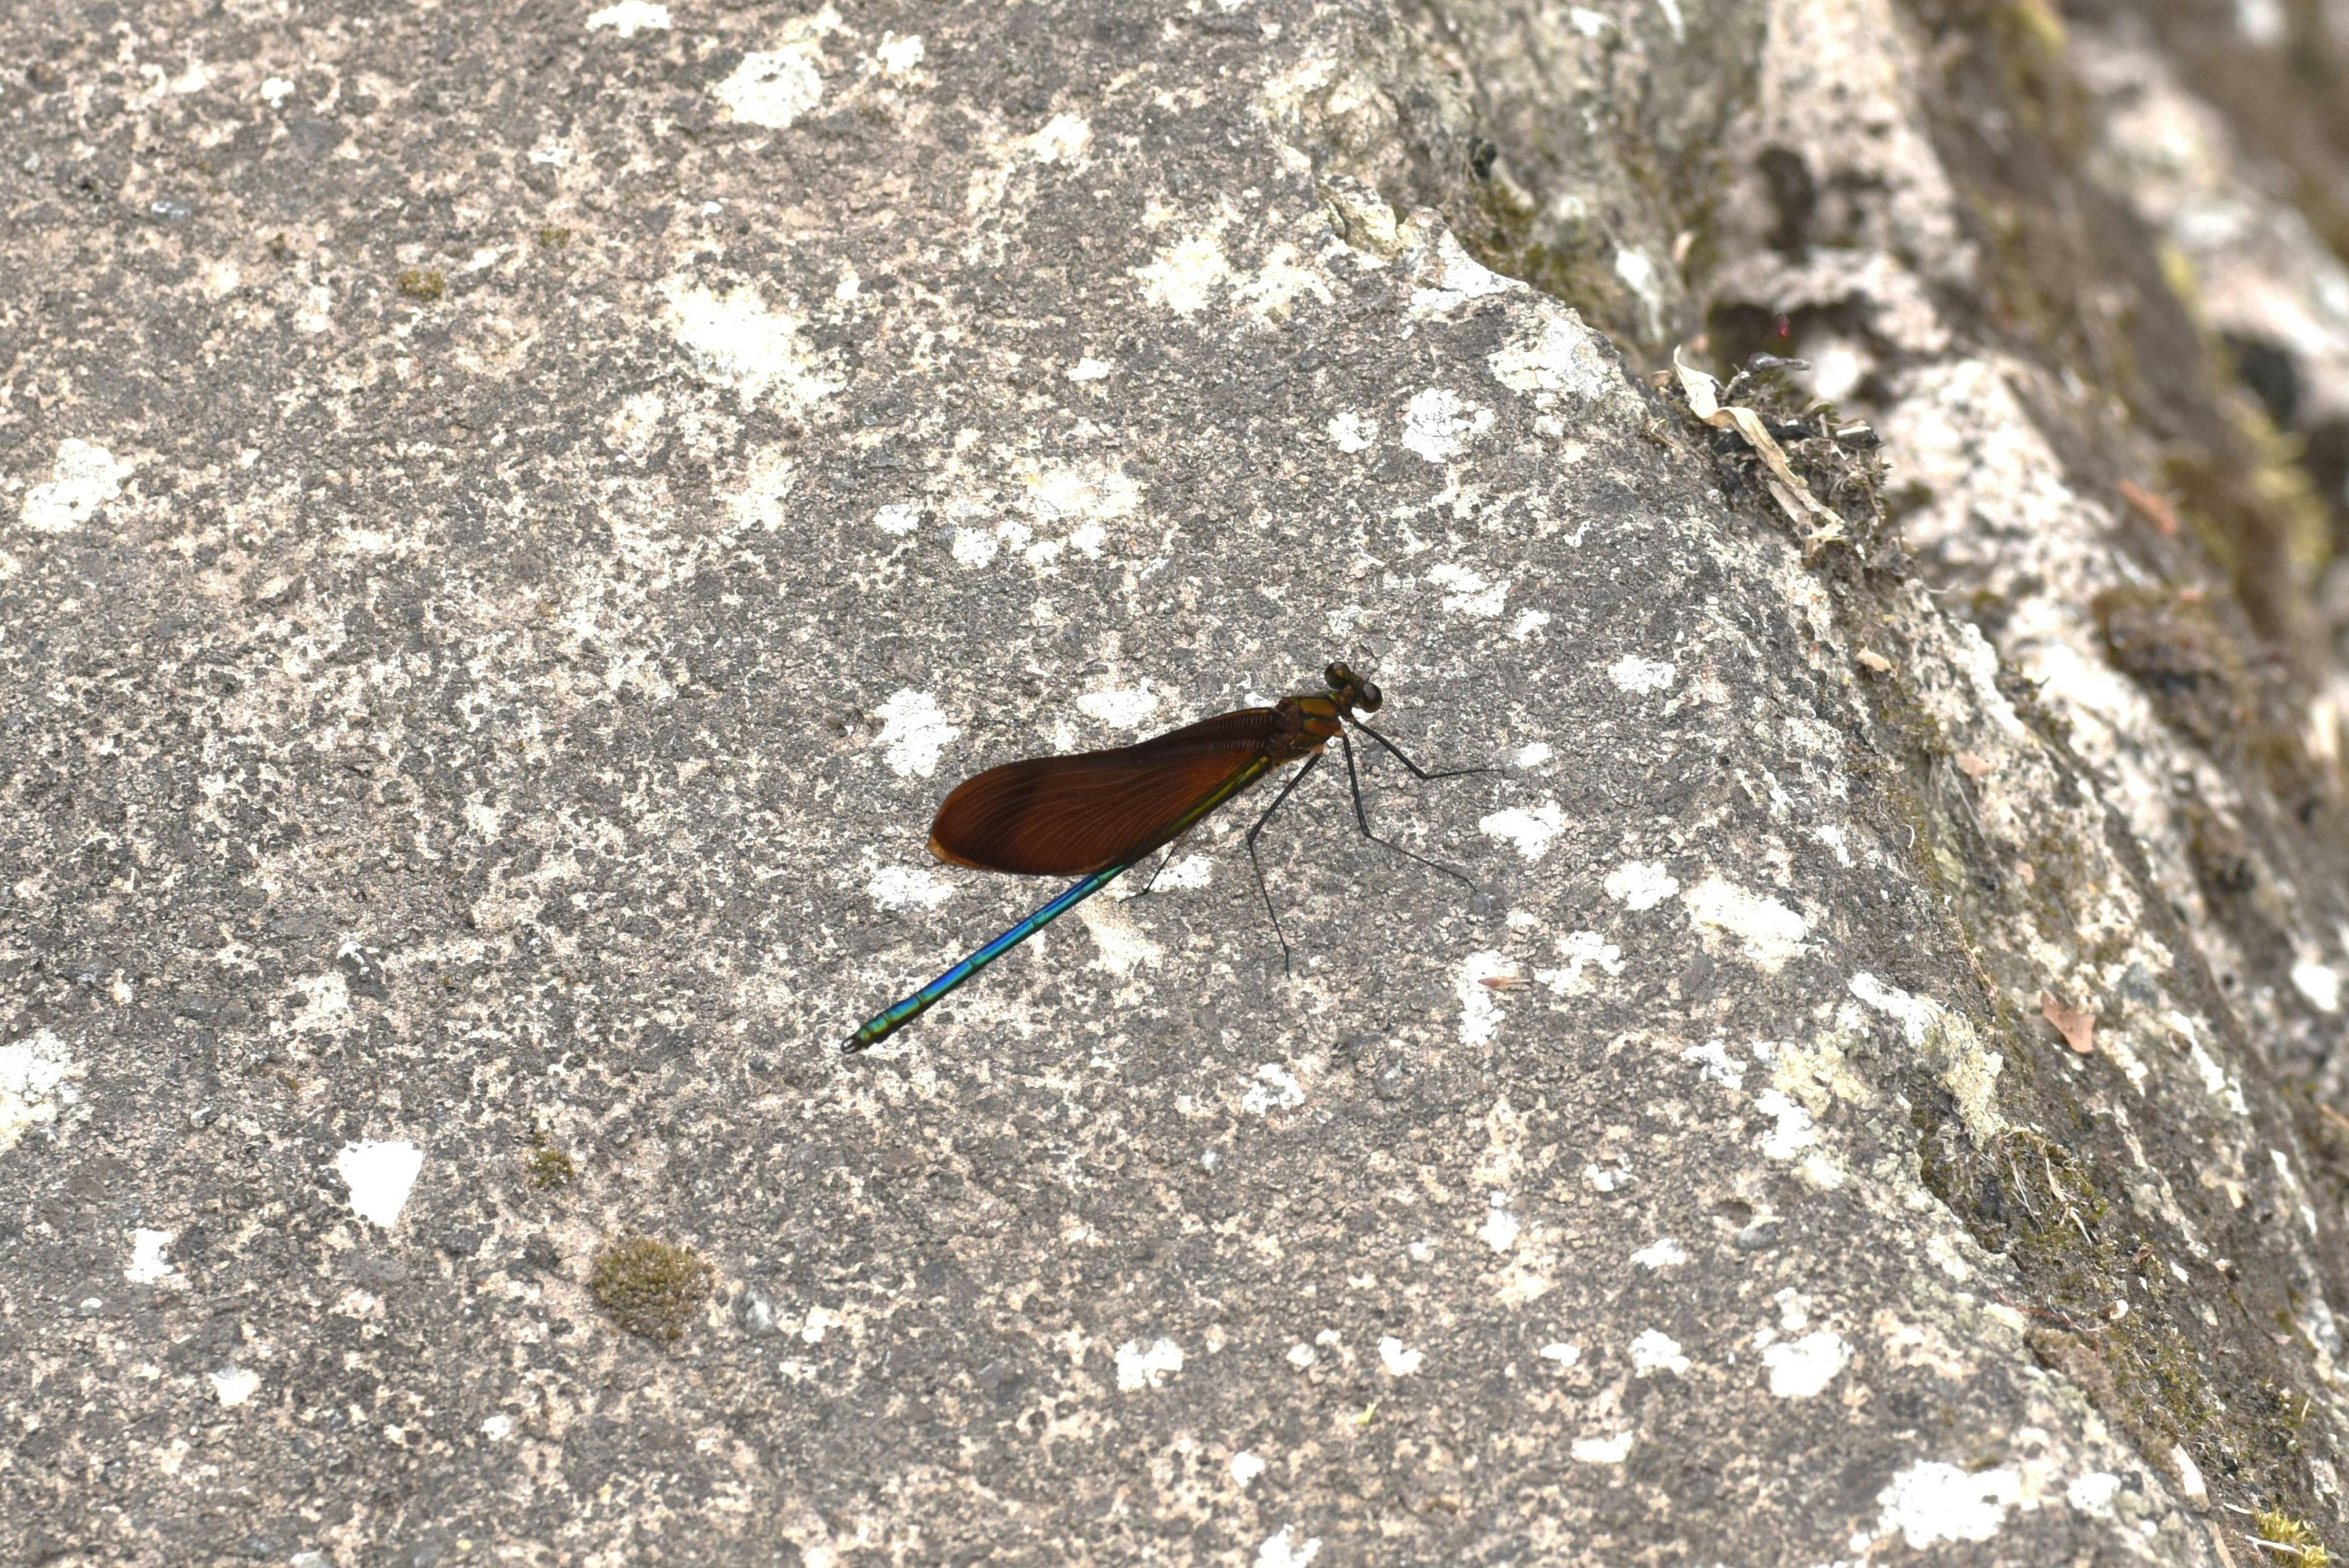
[1348,716,1496,782]
[1244,751,1323,974]
[1339,729,1477,889]
[1127,839,1186,899]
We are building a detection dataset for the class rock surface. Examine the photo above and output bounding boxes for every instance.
[6,1,2349,1564]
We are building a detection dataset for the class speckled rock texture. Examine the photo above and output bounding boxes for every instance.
[9,1,2349,1564]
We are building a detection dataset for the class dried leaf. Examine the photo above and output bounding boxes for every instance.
[2117,478,2179,537]
[1674,349,1840,530]
[2040,990,2097,1055]
[1856,649,1893,674]
[1954,751,1997,779]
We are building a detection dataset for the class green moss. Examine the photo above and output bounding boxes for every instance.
[589,1235,713,1343]
[535,226,573,250]
[523,1147,576,1190]
[2253,1509,2329,1568]
[396,267,445,302]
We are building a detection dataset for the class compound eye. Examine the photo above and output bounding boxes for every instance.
[1357,680,1383,712]
[1324,661,1352,689]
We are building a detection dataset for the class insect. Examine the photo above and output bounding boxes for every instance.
[845,662,1490,1052]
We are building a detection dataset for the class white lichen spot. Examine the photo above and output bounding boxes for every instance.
[1118,855,1211,896]
[1425,562,1510,617]
[21,439,132,533]
[259,76,295,106]
[1017,458,1138,540]
[1754,1089,1818,1162]
[950,527,1000,568]
[0,1029,80,1155]
[2293,960,2342,1014]
[1136,229,1233,316]
[1630,1238,1687,1270]
[1326,411,1376,452]
[481,1413,517,1441]
[1076,687,1159,730]
[2183,1030,2249,1117]
[1538,931,1626,995]
[661,280,842,411]
[335,1140,423,1230]
[1487,315,1614,406]
[873,503,921,536]
[1572,1431,1634,1463]
[1378,1337,1424,1377]
[1479,1200,1521,1253]
[1457,950,1516,1044]
[1683,875,1808,970]
[1077,898,1161,976]
[875,689,959,778]
[1762,1332,1849,1397]
[125,1228,179,1285]
[2066,1471,2121,1519]
[1031,112,1092,166]
[1539,1342,1581,1365]
[1409,230,1517,316]
[1630,1329,1689,1376]
[1241,1064,1306,1116]
[1254,1526,1321,1568]
[1231,1451,1267,1486]
[722,445,798,529]
[873,31,925,78]
[1237,242,1334,324]
[1682,1040,1746,1090]
[713,9,841,128]
[1479,800,1564,861]
[210,1366,261,1409]
[1510,609,1552,641]
[866,866,952,912]
[1603,860,1679,911]
[715,49,822,127]
[1871,1461,2021,1548]
[585,1,669,37]
[284,970,351,1035]
[605,390,666,460]
[1286,1342,1316,1368]
[1584,1161,1629,1191]
[1772,1288,1811,1331]
[1066,357,1112,382]
[1400,388,1494,463]
[1115,1337,1185,1391]
[1513,741,1554,768]
[1606,654,1677,694]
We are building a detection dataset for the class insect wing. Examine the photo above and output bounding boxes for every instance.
[929,708,1280,874]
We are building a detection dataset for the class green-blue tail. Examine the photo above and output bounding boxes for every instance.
[845,863,1130,1052]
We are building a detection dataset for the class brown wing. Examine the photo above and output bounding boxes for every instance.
[929,708,1282,875]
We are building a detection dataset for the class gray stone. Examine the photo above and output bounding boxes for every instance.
[7,0,2349,1564]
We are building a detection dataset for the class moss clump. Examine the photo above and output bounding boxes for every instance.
[535,226,573,249]
[523,1147,576,1190]
[2252,1509,2328,1568]
[589,1236,713,1343]
[395,267,445,302]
